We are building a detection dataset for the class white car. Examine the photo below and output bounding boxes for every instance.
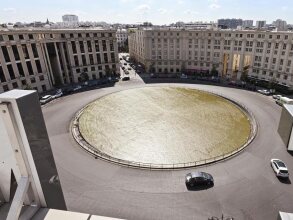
[40,95,53,105]
[257,89,271,95]
[271,159,289,178]
[53,89,63,98]
[180,74,188,79]
[272,95,282,100]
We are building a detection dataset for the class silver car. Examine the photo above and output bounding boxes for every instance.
[271,159,289,178]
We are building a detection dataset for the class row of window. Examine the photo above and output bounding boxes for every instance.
[0,60,42,82]
[150,32,292,40]
[2,82,47,92]
[1,44,39,63]
[0,32,114,41]
[71,40,114,54]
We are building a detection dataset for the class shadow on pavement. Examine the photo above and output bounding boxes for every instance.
[186,184,214,191]
[278,177,291,184]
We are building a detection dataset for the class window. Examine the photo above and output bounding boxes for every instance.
[78,33,82,38]
[12,82,18,88]
[17,63,24,77]
[71,41,77,54]
[12,45,20,60]
[26,61,34,75]
[35,60,42,73]
[82,55,87,66]
[30,77,36,83]
[22,45,29,59]
[96,54,101,64]
[87,41,92,52]
[31,44,39,58]
[70,33,74,38]
[89,54,94,65]
[2,46,10,62]
[28,34,34,40]
[79,41,85,53]
[0,35,4,41]
[8,35,14,41]
[7,65,15,80]
[3,85,9,92]
[95,40,100,52]
[42,85,47,92]
[61,34,65,38]
[39,75,44,81]
[104,53,108,63]
[0,66,6,82]
[86,33,90,38]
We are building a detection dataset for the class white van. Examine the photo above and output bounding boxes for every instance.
[276,97,293,106]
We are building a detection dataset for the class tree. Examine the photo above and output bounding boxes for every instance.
[240,72,248,82]
[268,77,277,92]
[149,62,155,73]
[210,65,218,77]
[181,62,186,74]
[80,72,89,82]
[105,68,112,77]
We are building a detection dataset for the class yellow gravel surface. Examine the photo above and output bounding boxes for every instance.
[78,87,251,164]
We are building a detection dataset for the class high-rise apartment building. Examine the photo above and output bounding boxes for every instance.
[129,28,293,90]
[273,19,287,31]
[0,29,119,93]
[256,21,266,29]
[218,19,243,29]
[116,29,128,48]
[62,14,79,23]
[242,20,253,28]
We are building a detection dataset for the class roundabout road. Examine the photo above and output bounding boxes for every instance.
[42,80,293,220]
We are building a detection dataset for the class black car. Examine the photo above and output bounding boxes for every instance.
[185,171,214,187]
[122,76,130,81]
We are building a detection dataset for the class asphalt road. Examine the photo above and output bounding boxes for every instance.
[42,78,293,220]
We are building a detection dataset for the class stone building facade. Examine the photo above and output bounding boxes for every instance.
[0,28,119,93]
[129,28,293,89]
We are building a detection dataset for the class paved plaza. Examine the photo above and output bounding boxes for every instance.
[42,77,293,220]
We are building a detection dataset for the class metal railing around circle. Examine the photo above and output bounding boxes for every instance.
[71,88,258,170]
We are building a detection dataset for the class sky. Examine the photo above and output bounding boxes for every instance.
[0,0,293,25]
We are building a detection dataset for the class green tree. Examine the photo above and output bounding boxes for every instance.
[80,72,89,82]
[105,68,112,77]
[181,62,186,74]
[210,65,218,77]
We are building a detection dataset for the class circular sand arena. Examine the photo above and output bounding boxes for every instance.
[75,87,254,168]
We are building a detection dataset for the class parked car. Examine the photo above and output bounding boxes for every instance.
[122,66,125,70]
[124,70,129,75]
[53,89,63,98]
[276,97,293,106]
[180,74,188,79]
[122,76,130,81]
[40,95,53,105]
[185,171,214,187]
[128,67,132,70]
[271,159,289,178]
[73,85,82,92]
[273,95,282,100]
[257,89,271,95]
[124,63,127,66]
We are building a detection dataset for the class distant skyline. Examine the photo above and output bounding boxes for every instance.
[1,0,293,25]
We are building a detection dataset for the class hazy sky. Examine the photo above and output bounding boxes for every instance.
[1,0,292,25]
